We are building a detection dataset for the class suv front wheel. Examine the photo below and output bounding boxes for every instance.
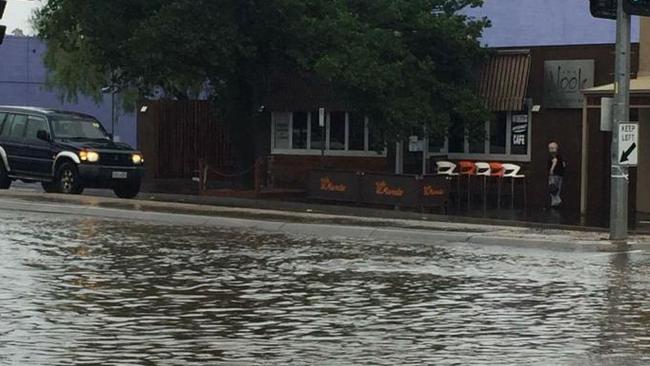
[0,162,11,190]
[57,162,84,194]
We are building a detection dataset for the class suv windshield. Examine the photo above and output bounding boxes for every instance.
[52,116,110,140]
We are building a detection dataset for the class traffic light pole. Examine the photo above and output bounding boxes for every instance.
[610,0,632,240]
[0,0,6,45]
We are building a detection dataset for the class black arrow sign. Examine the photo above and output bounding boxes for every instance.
[621,143,637,163]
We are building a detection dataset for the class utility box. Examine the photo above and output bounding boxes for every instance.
[601,97,614,131]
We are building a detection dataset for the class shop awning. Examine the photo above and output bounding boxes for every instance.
[582,75,650,95]
[478,50,532,112]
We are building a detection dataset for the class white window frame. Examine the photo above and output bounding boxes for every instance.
[271,111,387,157]
[428,109,532,162]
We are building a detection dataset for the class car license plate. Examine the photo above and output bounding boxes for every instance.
[112,171,128,179]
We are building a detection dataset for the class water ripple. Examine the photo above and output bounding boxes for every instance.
[0,211,649,365]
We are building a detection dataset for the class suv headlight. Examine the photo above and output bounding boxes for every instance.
[132,153,144,164]
[79,151,100,163]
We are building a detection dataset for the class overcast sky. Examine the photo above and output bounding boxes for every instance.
[3,0,43,35]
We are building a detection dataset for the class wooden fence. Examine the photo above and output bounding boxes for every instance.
[137,100,233,180]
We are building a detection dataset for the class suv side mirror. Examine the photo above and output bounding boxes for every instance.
[36,130,51,142]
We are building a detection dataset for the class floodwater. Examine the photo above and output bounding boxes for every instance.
[1,210,650,365]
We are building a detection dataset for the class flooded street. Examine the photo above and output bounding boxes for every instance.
[1,209,650,365]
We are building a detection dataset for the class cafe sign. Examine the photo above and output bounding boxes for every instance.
[307,171,360,202]
[320,176,347,192]
[308,171,450,209]
[543,60,594,109]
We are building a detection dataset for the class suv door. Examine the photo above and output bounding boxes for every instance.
[23,115,54,177]
[1,114,28,174]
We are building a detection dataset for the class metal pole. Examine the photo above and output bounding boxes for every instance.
[580,97,589,217]
[422,128,429,176]
[395,141,403,174]
[320,125,325,168]
[111,90,116,142]
[320,108,325,169]
[610,1,631,241]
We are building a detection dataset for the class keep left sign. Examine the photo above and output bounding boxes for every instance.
[619,122,639,167]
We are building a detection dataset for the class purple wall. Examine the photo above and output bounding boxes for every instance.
[0,36,137,146]
[465,0,640,47]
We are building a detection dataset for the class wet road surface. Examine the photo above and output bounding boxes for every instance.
[1,208,650,365]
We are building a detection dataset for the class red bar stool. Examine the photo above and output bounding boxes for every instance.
[489,162,505,209]
[458,161,476,210]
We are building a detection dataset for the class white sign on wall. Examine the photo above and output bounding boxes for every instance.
[511,114,529,148]
[319,108,325,127]
[619,122,638,167]
[408,135,423,152]
[544,60,595,109]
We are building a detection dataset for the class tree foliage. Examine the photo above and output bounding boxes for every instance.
[34,0,490,144]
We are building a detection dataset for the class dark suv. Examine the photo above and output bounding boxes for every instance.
[0,106,144,199]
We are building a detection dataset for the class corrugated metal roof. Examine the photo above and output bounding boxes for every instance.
[478,50,531,112]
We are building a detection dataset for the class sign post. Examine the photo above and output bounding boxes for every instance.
[610,0,632,241]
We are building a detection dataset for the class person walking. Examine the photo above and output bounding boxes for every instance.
[548,142,565,208]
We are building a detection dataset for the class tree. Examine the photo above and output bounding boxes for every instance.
[34,0,490,152]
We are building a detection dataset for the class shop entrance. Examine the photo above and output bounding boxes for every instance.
[581,87,650,227]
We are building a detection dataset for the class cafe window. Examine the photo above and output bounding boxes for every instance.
[310,110,324,150]
[292,112,308,149]
[348,113,365,151]
[469,128,486,154]
[368,124,384,152]
[490,112,507,155]
[329,112,346,151]
[272,111,384,156]
[273,112,291,149]
[428,131,447,155]
[448,122,465,154]
[430,111,531,161]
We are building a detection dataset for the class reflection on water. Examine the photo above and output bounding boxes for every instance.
[1,211,650,365]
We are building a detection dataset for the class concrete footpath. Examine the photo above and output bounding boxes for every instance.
[0,190,648,252]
